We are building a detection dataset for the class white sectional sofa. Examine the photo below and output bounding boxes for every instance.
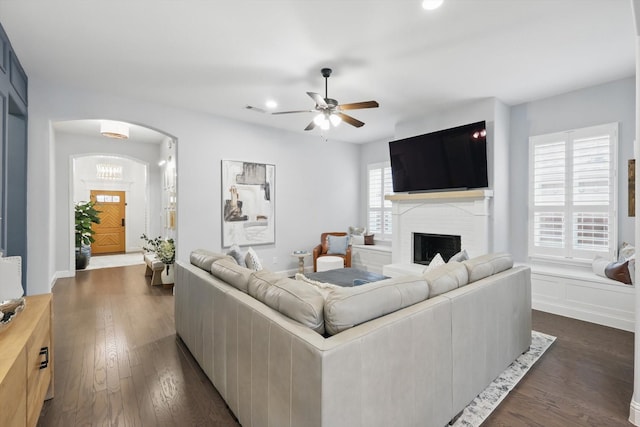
[174,250,531,427]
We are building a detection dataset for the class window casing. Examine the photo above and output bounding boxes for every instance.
[367,162,393,240]
[528,123,618,263]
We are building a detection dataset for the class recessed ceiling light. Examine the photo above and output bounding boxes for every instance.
[422,0,444,10]
[265,99,278,109]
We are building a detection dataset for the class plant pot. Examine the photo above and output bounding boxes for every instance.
[75,248,88,270]
[161,263,174,285]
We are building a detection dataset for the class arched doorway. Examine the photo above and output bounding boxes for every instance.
[52,119,177,275]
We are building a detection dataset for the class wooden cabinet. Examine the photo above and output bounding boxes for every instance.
[0,294,54,427]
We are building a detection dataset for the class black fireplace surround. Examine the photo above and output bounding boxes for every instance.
[413,233,461,265]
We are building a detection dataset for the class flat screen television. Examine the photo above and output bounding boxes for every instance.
[389,121,488,193]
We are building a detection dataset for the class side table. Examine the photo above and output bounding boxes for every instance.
[291,251,311,273]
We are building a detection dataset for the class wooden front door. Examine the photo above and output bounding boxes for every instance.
[90,190,126,254]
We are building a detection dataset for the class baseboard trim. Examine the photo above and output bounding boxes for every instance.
[532,299,634,332]
[629,398,640,425]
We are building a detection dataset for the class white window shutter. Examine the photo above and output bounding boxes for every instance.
[528,123,617,263]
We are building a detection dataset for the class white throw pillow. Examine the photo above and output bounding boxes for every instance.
[448,249,469,263]
[245,247,263,271]
[351,235,365,245]
[592,256,609,278]
[425,253,445,271]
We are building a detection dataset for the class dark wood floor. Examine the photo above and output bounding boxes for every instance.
[39,264,634,426]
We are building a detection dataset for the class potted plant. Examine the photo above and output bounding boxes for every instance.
[75,201,101,270]
[140,234,163,254]
[155,238,175,284]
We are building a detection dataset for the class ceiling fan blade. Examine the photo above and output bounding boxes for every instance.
[245,105,267,113]
[271,109,313,115]
[337,112,365,128]
[307,92,328,108]
[338,100,379,110]
[304,120,316,131]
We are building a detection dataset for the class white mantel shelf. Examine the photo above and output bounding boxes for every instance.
[385,189,493,202]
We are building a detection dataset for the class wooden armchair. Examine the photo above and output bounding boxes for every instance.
[312,232,351,272]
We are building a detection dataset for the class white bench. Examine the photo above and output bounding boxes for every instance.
[144,253,164,286]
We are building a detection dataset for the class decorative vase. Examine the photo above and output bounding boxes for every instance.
[161,263,174,284]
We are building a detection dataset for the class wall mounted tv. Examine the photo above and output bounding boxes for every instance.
[389,121,488,193]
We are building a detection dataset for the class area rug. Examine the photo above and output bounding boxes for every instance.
[452,330,556,426]
[85,252,145,270]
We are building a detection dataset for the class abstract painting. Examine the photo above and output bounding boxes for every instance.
[221,160,275,247]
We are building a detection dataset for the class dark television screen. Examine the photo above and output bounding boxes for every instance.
[389,121,488,193]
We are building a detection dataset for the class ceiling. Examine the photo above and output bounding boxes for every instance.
[0,0,635,144]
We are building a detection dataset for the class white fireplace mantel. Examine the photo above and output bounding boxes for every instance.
[385,189,493,203]
[386,189,494,264]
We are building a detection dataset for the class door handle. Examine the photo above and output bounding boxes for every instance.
[39,347,49,369]
[122,218,125,227]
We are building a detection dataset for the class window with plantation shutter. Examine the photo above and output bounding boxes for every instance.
[368,162,393,240]
[528,123,617,263]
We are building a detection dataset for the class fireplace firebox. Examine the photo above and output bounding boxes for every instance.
[413,233,461,265]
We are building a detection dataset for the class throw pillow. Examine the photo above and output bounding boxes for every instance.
[348,226,366,236]
[245,247,263,271]
[448,249,469,263]
[425,253,445,271]
[591,256,609,278]
[364,234,375,245]
[226,244,246,267]
[351,235,365,245]
[348,226,366,245]
[605,260,632,284]
[618,242,635,261]
[327,235,348,255]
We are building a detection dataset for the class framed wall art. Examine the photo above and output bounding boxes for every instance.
[221,160,275,247]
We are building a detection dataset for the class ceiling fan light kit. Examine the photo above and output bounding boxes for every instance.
[253,67,379,132]
[422,0,444,10]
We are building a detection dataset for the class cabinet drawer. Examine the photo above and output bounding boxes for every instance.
[0,349,27,427]
[26,305,51,427]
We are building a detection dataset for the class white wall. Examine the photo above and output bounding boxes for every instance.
[509,77,636,261]
[54,131,163,275]
[360,97,511,253]
[29,80,360,293]
[360,80,635,262]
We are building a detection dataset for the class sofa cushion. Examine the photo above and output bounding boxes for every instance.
[249,270,325,334]
[463,252,513,283]
[423,261,469,297]
[323,276,429,335]
[190,249,234,272]
[210,258,253,293]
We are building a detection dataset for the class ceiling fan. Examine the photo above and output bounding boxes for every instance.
[250,68,379,131]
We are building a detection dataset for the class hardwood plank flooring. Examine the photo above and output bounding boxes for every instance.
[39,265,238,427]
[39,265,634,426]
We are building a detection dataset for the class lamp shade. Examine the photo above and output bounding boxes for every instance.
[100,121,129,139]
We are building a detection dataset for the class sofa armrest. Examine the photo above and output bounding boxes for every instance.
[313,244,322,271]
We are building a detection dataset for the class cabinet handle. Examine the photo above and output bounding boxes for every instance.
[39,346,49,369]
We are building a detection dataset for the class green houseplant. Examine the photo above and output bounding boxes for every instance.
[75,201,101,269]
